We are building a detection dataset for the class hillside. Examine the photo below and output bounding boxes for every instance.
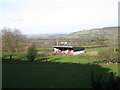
[67,26,118,46]
[29,26,118,47]
[60,26,118,39]
[26,26,118,40]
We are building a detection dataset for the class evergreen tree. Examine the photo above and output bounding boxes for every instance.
[27,43,37,61]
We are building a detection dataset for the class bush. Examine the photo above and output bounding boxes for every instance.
[96,48,118,64]
[27,43,38,61]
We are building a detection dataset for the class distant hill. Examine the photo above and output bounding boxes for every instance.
[26,26,118,40]
[66,26,118,38]
[47,26,118,40]
[27,26,118,47]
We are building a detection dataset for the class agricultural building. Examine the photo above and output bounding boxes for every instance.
[53,46,85,55]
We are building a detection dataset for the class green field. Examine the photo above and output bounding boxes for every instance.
[47,55,96,64]
[2,47,119,88]
[3,60,119,88]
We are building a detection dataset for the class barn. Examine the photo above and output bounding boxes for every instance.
[53,46,85,55]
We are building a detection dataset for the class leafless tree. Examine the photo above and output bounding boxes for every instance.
[2,28,29,60]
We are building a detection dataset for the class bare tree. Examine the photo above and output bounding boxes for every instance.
[2,28,28,60]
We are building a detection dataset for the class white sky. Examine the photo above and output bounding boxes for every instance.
[0,0,119,34]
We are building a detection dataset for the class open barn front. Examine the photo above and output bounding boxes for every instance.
[53,46,85,56]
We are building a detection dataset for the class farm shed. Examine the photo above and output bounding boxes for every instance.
[53,46,85,55]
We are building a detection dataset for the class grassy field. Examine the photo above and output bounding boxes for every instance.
[2,47,119,88]
[37,48,53,51]
[85,47,111,52]
[47,55,96,64]
[2,60,119,88]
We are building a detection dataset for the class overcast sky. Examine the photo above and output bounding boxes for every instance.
[0,0,119,34]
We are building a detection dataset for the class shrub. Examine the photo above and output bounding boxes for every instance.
[96,48,118,64]
[27,43,37,61]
